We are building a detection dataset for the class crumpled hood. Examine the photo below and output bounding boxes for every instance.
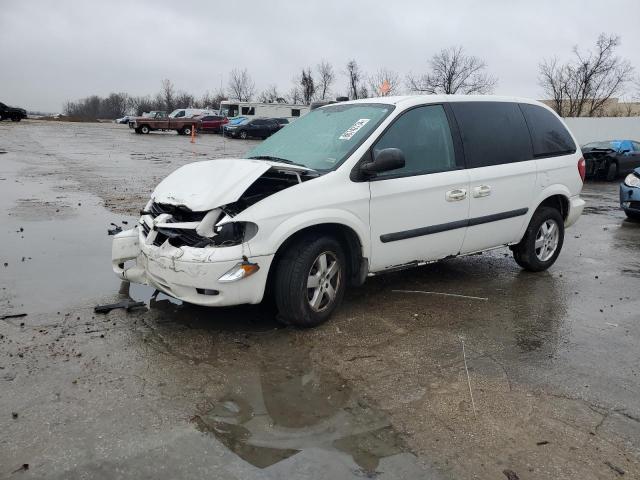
[152,159,311,211]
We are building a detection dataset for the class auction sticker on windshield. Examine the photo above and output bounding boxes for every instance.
[339,119,370,140]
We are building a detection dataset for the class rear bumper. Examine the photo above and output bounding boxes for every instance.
[565,195,585,228]
[619,183,640,213]
[111,228,272,306]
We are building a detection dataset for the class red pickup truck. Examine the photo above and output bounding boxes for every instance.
[131,112,201,135]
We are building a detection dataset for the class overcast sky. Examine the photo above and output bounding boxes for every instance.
[1,0,639,112]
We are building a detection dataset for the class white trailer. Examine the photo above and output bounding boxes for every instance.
[219,101,310,120]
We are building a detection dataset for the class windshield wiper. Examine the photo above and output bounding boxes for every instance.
[248,155,309,168]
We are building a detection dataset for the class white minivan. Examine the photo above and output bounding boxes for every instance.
[112,96,585,326]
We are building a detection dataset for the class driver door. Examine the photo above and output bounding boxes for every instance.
[368,105,470,271]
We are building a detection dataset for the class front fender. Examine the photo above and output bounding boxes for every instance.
[245,208,370,259]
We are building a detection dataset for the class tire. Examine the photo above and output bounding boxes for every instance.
[511,207,564,272]
[605,161,617,181]
[625,210,640,221]
[183,126,192,136]
[239,130,248,140]
[140,125,150,134]
[274,235,347,327]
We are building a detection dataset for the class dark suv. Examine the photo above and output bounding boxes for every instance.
[0,102,27,122]
[223,118,281,139]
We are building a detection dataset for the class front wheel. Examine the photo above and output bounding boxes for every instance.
[239,130,248,139]
[625,209,640,221]
[140,125,150,134]
[274,236,347,327]
[511,207,564,272]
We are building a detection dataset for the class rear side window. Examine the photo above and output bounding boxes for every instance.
[373,105,457,177]
[451,102,532,168]
[519,103,576,157]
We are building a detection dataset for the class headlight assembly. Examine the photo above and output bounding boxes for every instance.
[624,173,640,188]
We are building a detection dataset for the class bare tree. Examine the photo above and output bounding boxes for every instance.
[258,85,285,103]
[368,68,401,96]
[316,60,335,100]
[345,60,365,100]
[227,68,255,102]
[174,91,195,108]
[161,79,176,111]
[407,46,497,95]
[286,86,303,104]
[539,34,634,117]
[100,92,129,118]
[299,67,316,104]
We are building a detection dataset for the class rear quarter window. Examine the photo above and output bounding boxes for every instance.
[450,102,532,168]
[519,103,576,157]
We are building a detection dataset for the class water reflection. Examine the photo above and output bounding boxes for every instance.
[192,348,407,473]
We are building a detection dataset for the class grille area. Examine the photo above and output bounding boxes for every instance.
[142,202,212,248]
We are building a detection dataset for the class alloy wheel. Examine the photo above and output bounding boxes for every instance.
[306,251,341,312]
[534,219,559,262]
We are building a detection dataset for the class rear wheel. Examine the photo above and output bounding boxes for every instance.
[239,130,248,140]
[140,125,150,134]
[605,161,618,181]
[512,207,564,272]
[274,235,346,327]
[183,125,192,136]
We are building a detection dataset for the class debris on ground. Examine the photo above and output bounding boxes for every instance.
[12,412,18,419]
[1,313,27,320]
[604,461,625,476]
[107,223,122,236]
[536,440,549,445]
[502,469,520,480]
[11,464,29,474]
[94,299,146,314]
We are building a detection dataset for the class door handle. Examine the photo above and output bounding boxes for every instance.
[445,188,467,202]
[472,185,492,198]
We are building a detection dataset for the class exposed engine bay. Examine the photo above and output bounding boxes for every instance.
[140,166,317,248]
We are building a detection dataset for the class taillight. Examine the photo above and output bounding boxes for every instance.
[578,157,586,182]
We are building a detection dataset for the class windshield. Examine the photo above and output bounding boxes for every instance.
[247,103,394,171]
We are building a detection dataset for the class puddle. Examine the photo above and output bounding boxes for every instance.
[0,158,130,315]
[191,349,411,474]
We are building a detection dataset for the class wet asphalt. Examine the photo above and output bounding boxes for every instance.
[0,120,639,480]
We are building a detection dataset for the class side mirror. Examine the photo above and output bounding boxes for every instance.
[361,148,405,176]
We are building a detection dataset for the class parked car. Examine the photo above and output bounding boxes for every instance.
[130,113,200,135]
[581,139,640,180]
[112,95,585,327]
[128,111,167,128]
[115,115,134,124]
[274,118,290,128]
[223,118,280,139]
[169,108,217,119]
[0,102,27,121]
[196,115,229,133]
[620,167,640,220]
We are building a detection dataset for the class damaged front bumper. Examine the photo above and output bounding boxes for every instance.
[112,227,273,306]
